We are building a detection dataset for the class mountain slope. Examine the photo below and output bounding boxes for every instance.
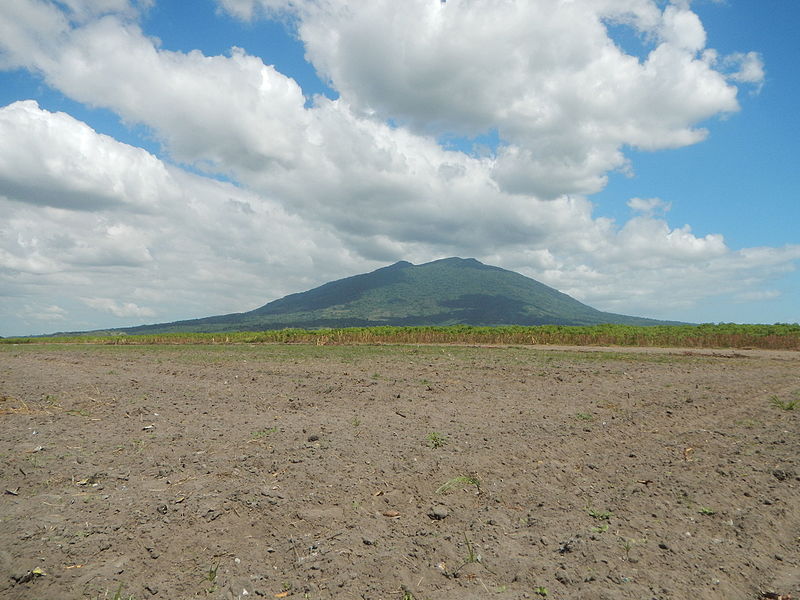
[111,257,681,334]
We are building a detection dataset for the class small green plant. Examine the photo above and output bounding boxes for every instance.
[111,584,135,600]
[621,538,634,561]
[426,432,447,448]
[770,394,798,411]
[452,533,485,575]
[401,589,416,600]
[463,533,479,564]
[591,524,609,534]
[251,426,279,439]
[206,565,218,583]
[587,508,613,521]
[699,506,716,516]
[43,394,61,407]
[204,564,218,593]
[66,408,91,417]
[534,587,549,597]
[351,416,362,427]
[575,412,594,421]
[436,475,481,495]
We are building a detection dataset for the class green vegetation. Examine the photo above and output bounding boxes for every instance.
[3,322,799,350]
[588,508,613,521]
[460,533,480,567]
[111,584,135,600]
[534,587,549,597]
[436,475,481,495]
[205,564,219,594]
[17,257,690,337]
[251,426,279,439]
[770,393,799,411]
[426,432,448,448]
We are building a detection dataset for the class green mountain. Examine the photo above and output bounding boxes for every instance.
[111,257,682,334]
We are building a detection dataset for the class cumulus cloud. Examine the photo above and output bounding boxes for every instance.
[0,0,792,334]
[19,304,68,322]
[0,100,176,212]
[82,297,155,318]
[0,101,369,334]
[724,51,765,92]
[245,0,745,197]
[627,197,672,216]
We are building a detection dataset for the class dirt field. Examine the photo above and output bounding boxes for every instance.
[1,343,798,600]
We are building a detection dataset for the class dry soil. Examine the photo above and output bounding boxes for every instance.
[0,343,798,600]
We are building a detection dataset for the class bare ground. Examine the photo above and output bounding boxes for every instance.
[0,343,798,600]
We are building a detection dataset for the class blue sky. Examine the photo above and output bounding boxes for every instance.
[0,0,798,336]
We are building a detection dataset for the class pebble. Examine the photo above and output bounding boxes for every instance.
[428,506,449,520]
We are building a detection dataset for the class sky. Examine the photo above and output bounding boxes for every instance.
[1,0,798,337]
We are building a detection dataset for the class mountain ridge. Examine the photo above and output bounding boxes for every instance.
[84,257,684,335]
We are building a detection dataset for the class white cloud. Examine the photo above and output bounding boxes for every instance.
[249,0,744,197]
[0,100,176,212]
[659,4,705,52]
[627,197,671,216]
[735,290,780,303]
[0,0,792,335]
[0,102,371,334]
[19,304,67,322]
[82,297,155,318]
[724,51,765,90]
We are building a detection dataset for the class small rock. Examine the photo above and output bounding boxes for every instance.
[558,539,575,554]
[362,537,375,546]
[428,506,449,520]
[772,469,794,481]
[555,569,573,585]
[307,434,320,442]
[145,584,159,595]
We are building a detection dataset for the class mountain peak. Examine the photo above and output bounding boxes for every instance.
[386,260,413,269]
[112,258,683,334]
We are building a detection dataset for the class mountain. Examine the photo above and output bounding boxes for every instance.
[108,257,682,335]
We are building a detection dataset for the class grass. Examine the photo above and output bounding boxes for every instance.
[4,322,799,350]
[426,432,448,448]
[534,587,549,597]
[770,393,799,411]
[436,475,481,495]
[451,533,487,576]
[587,508,613,521]
[111,584,135,600]
[251,426,279,439]
[698,506,716,516]
[204,564,219,594]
